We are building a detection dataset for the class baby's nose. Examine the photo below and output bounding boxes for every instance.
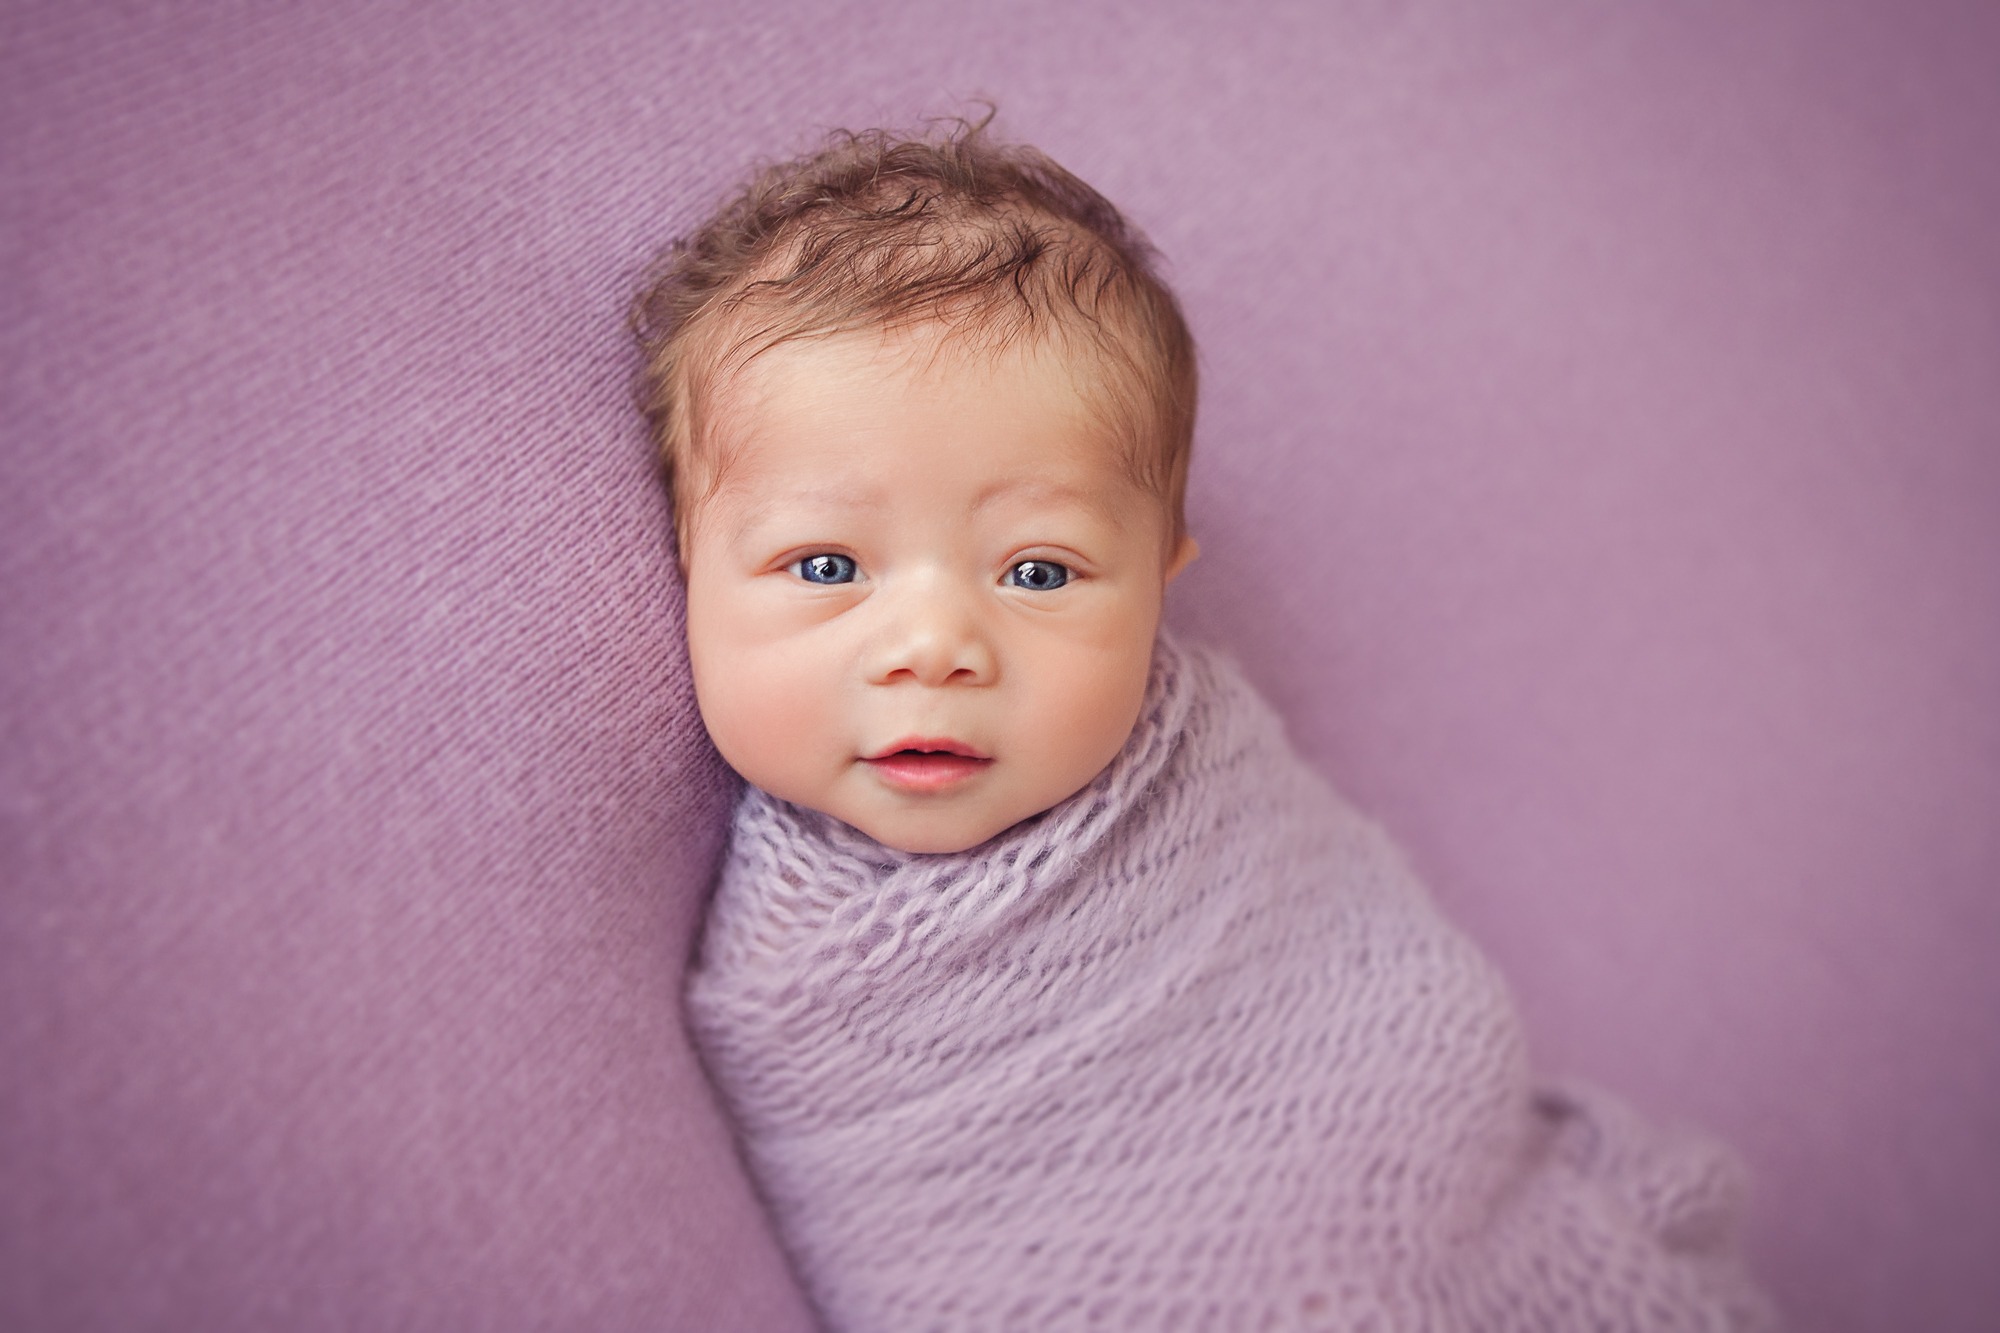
[866,574,997,687]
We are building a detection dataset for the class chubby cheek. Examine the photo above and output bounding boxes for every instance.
[685,594,843,802]
[699,664,839,801]
[1022,634,1156,798]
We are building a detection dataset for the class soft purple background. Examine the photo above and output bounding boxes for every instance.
[5,2,1995,1330]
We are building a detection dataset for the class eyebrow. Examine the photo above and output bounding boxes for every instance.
[710,484,886,555]
[719,475,1115,518]
[970,477,1120,515]
[713,473,888,518]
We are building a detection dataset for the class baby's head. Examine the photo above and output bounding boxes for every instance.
[633,120,1198,853]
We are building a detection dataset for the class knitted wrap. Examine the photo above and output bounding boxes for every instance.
[686,634,1775,1332]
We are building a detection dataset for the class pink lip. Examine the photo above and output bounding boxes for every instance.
[863,737,992,793]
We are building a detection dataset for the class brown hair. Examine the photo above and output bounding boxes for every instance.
[629,116,1197,561]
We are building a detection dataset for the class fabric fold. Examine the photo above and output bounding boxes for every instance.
[687,632,1774,1331]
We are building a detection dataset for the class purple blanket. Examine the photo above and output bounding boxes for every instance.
[687,633,1774,1330]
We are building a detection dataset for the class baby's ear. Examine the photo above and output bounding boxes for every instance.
[1165,534,1200,583]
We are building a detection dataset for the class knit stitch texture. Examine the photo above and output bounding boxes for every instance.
[687,633,1775,1331]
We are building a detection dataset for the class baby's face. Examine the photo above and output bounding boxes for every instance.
[681,328,1192,854]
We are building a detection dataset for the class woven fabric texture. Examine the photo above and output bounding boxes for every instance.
[689,635,1774,1331]
[6,3,1998,1331]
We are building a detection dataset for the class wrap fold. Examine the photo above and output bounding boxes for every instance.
[688,633,1774,1331]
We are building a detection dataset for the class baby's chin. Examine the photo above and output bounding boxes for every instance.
[822,787,1069,856]
[838,808,1037,856]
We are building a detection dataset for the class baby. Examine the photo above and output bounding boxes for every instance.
[633,122,1773,1331]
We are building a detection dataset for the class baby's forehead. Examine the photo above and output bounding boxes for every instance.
[711,319,1098,407]
[695,343,1142,519]
[675,314,1176,552]
[706,325,1123,448]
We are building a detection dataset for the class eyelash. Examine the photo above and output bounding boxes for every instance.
[787,555,1074,590]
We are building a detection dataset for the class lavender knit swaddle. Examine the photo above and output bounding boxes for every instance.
[686,634,1772,1331]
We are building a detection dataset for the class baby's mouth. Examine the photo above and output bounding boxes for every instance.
[862,739,992,794]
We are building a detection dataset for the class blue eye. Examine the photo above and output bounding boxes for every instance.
[1006,559,1070,591]
[796,553,857,585]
